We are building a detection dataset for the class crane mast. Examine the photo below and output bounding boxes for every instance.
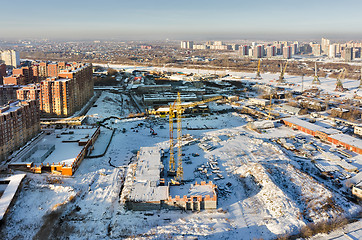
[176,92,183,181]
[278,61,288,83]
[335,68,346,92]
[312,62,320,84]
[359,66,362,88]
[168,101,176,174]
[256,59,262,79]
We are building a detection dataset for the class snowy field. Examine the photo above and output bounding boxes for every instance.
[1,112,360,239]
[86,91,136,124]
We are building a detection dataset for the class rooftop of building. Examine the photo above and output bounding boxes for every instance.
[329,133,362,149]
[0,101,21,114]
[169,182,215,199]
[127,147,168,202]
[283,117,341,135]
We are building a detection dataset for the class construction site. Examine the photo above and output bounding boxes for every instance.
[1,62,362,240]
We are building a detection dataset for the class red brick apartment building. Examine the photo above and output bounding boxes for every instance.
[3,75,27,85]
[40,78,75,116]
[0,100,40,162]
[0,85,19,106]
[17,62,93,117]
[16,84,40,102]
[12,66,34,84]
[0,63,6,84]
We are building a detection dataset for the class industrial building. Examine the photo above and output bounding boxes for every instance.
[283,117,362,154]
[123,147,217,211]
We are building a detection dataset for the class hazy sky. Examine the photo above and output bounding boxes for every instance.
[1,0,362,40]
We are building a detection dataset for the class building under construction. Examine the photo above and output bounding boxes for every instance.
[122,147,217,211]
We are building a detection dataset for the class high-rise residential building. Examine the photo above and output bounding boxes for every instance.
[266,46,276,58]
[16,84,40,102]
[299,44,312,54]
[0,50,20,68]
[0,63,6,85]
[292,42,299,55]
[239,45,249,56]
[342,47,353,62]
[12,66,34,84]
[253,45,264,58]
[0,100,40,162]
[3,75,27,85]
[231,44,240,51]
[353,47,361,59]
[276,43,284,55]
[321,38,331,54]
[248,48,253,57]
[311,43,322,56]
[15,62,93,117]
[328,44,337,58]
[58,63,93,111]
[180,41,194,49]
[283,46,292,59]
[0,85,19,106]
[40,78,75,116]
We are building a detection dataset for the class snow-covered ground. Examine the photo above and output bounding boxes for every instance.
[1,111,360,239]
[94,63,362,99]
[86,91,136,124]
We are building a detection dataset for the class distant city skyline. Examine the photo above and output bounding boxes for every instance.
[2,0,362,41]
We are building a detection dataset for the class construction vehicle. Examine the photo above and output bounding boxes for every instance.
[335,68,346,92]
[278,61,288,83]
[255,59,262,79]
[150,127,157,136]
[312,62,320,84]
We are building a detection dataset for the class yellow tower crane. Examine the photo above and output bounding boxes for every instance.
[256,59,262,79]
[335,68,346,92]
[168,93,223,180]
[312,61,320,84]
[176,92,183,181]
[168,100,177,175]
[278,61,288,83]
